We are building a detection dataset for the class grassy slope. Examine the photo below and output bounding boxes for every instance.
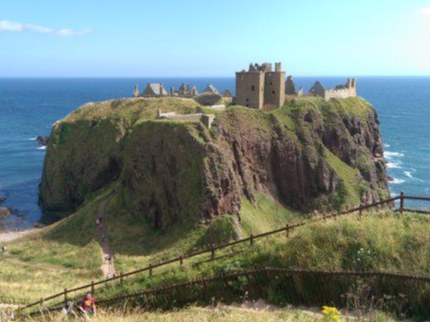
[1,96,386,304]
[0,193,108,303]
[26,306,397,322]
[87,210,430,302]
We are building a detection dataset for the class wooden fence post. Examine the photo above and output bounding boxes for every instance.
[119,273,123,284]
[179,256,183,266]
[400,192,405,214]
[149,264,153,277]
[91,281,95,294]
[286,224,290,238]
[359,205,362,219]
[250,234,254,246]
[211,244,215,261]
[64,288,68,306]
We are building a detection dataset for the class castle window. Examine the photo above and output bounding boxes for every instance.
[272,91,275,94]
[246,98,249,102]
[270,82,273,85]
[251,85,255,91]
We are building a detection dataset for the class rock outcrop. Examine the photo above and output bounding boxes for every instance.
[39,97,389,228]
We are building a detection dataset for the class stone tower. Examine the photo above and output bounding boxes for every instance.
[132,84,139,97]
[235,62,285,109]
[264,62,285,107]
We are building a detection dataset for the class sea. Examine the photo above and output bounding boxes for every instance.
[1,77,430,230]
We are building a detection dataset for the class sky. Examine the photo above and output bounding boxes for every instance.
[1,0,430,77]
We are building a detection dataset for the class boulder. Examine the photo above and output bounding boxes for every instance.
[0,207,11,218]
[36,135,50,146]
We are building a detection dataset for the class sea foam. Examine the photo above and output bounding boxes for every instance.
[391,178,405,185]
[385,151,405,160]
[386,161,402,169]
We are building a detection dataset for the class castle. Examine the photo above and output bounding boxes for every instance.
[131,62,357,108]
[235,62,357,108]
[235,62,285,109]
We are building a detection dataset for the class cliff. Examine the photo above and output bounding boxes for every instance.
[39,96,389,228]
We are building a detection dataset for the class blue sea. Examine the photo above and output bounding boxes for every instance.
[1,77,430,229]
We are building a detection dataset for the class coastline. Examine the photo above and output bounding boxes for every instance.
[0,229,37,243]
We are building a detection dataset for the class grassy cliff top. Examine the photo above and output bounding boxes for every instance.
[59,96,373,126]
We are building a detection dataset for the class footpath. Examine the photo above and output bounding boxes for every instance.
[95,193,117,279]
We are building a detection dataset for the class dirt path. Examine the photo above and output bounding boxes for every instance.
[95,193,117,279]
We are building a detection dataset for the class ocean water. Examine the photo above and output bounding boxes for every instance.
[1,77,429,229]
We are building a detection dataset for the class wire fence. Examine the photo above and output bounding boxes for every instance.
[17,192,430,316]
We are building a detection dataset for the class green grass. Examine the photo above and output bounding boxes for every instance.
[86,210,430,301]
[22,305,399,322]
[0,193,110,303]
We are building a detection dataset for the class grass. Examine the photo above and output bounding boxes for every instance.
[23,305,399,322]
[83,210,430,302]
[0,193,109,303]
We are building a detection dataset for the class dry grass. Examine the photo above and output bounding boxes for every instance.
[23,306,397,322]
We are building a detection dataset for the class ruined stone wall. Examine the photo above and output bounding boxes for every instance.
[264,71,286,107]
[235,72,264,109]
[324,86,357,100]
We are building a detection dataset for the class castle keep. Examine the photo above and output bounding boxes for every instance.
[235,62,285,109]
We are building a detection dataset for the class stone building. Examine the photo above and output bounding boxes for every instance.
[170,83,199,98]
[221,89,233,97]
[235,62,285,109]
[141,83,169,97]
[284,75,303,97]
[202,84,219,95]
[309,78,357,101]
[132,84,139,98]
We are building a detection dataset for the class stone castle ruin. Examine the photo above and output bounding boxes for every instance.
[131,62,357,109]
[308,78,357,101]
[235,62,286,109]
[132,82,229,99]
[235,62,357,108]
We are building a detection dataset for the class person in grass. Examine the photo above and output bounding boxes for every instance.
[78,292,96,320]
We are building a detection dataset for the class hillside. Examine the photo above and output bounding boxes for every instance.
[0,96,393,305]
[39,96,389,228]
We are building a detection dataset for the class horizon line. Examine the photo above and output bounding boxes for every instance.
[1,75,430,79]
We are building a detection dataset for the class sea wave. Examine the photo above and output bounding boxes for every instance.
[384,144,391,148]
[37,146,46,150]
[387,161,402,169]
[385,151,405,160]
[404,170,423,182]
[28,137,37,141]
[391,178,405,185]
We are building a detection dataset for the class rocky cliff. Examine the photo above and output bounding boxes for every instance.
[39,96,389,228]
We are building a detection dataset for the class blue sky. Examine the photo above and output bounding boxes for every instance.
[1,0,430,77]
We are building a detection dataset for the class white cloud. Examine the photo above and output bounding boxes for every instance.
[0,20,93,36]
[420,6,430,18]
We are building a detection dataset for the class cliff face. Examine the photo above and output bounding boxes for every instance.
[39,97,389,228]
